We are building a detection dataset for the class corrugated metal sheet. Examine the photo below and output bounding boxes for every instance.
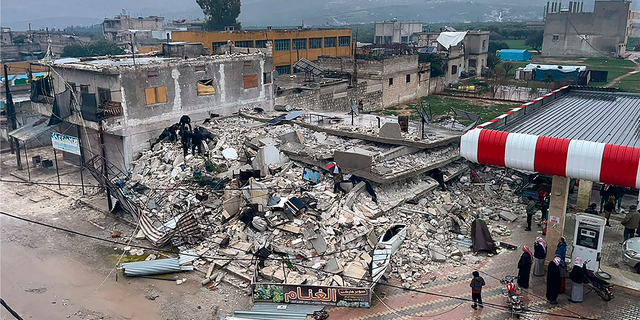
[121,258,183,276]
[501,90,640,148]
[8,116,54,141]
[225,303,324,320]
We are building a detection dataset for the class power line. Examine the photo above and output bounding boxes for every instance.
[0,210,596,320]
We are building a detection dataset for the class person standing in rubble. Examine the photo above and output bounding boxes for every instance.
[517,245,533,288]
[191,127,204,156]
[533,236,547,276]
[546,257,562,305]
[152,123,179,148]
[525,196,536,231]
[180,127,191,157]
[470,271,485,309]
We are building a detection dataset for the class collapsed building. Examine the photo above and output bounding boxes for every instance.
[94,106,528,307]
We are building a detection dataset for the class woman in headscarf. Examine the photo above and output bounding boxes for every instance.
[555,237,568,293]
[517,245,533,288]
[546,257,562,305]
[533,236,547,276]
[569,257,586,303]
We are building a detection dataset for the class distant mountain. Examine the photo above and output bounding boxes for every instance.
[1,0,638,30]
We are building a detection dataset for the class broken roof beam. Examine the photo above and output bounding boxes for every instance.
[240,111,460,150]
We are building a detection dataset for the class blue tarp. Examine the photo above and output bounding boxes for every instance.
[497,49,532,61]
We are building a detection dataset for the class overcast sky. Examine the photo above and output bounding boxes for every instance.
[2,0,638,30]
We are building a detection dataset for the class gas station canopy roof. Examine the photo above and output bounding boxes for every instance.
[460,87,640,189]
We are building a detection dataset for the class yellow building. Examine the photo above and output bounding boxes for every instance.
[172,29,353,75]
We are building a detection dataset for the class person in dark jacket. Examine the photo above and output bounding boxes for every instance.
[604,196,616,227]
[180,128,191,157]
[525,196,536,231]
[191,127,204,155]
[546,257,562,305]
[470,271,485,309]
[533,236,547,276]
[517,245,533,288]
[615,186,625,211]
[569,257,586,303]
[600,184,611,213]
[555,237,568,293]
[584,203,599,215]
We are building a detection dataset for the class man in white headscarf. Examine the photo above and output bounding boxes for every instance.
[569,257,586,303]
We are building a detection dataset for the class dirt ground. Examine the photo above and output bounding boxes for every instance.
[0,154,251,320]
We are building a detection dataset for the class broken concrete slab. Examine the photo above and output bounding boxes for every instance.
[343,262,367,280]
[278,131,304,145]
[378,122,403,139]
[324,258,344,273]
[309,235,328,254]
[334,150,373,173]
[498,210,518,222]
[430,245,447,262]
[222,148,238,160]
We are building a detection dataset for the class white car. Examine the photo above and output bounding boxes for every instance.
[622,237,640,274]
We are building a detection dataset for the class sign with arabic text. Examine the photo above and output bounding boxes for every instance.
[51,132,80,155]
[253,283,370,308]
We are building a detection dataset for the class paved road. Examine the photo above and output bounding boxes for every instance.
[0,163,251,320]
[327,215,639,320]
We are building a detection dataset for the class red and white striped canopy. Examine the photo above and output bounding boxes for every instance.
[460,128,640,189]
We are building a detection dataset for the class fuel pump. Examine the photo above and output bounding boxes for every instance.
[572,214,606,271]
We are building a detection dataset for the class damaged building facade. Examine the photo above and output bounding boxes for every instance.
[32,51,274,171]
[172,28,353,75]
[542,1,632,57]
[274,54,430,112]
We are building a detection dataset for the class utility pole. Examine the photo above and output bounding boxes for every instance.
[3,65,22,170]
[352,28,358,86]
[98,120,112,211]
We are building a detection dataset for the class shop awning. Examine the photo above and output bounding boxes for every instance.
[8,116,54,141]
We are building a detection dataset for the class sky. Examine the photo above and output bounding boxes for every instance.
[1,0,638,30]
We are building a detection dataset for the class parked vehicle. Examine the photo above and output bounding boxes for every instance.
[622,237,640,274]
[371,224,407,285]
[500,275,526,319]
[583,260,614,301]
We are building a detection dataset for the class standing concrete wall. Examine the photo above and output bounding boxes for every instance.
[119,55,274,164]
[542,1,631,57]
[382,55,420,107]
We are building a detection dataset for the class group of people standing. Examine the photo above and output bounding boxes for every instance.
[516,236,584,305]
[152,115,212,157]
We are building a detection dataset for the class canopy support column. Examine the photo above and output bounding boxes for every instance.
[546,175,570,264]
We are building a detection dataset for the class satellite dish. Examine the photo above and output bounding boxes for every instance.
[419,106,430,123]
[349,100,360,116]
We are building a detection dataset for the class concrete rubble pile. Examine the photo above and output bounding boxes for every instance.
[122,114,527,289]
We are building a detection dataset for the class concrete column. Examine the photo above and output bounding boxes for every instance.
[546,175,570,264]
[576,180,593,210]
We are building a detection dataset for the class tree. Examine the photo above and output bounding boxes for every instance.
[486,53,501,71]
[12,34,27,44]
[197,0,241,31]
[419,53,446,77]
[488,41,509,54]
[62,40,124,58]
[502,62,516,78]
[525,30,544,53]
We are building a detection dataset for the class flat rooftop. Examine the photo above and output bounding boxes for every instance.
[501,89,640,148]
